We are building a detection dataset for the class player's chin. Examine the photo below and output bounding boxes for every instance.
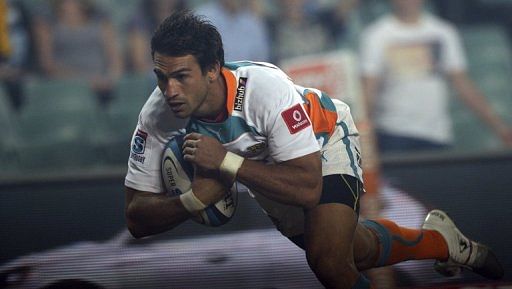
[171,108,191,119]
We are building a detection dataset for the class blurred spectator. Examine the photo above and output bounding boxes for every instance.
[34,0,123,106]
[269,0,331,63]
[126,0,187,74]
[433,0,512,40]
[317,0,362,49]
[360,0,512,153]
[195,0,270,62]
[0,0,35,112]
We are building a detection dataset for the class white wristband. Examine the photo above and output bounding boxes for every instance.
[180,189,207,213]
[219,151,244,183]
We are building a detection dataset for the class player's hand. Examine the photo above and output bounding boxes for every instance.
[192,169,229,205]
[182,133,227,175]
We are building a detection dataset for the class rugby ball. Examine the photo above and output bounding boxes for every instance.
[161,134,237,226]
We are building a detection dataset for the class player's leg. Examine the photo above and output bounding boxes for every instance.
[352,210,504,280]
[353,217,449,270]
[303,174,373,289]
[304,203,359,288]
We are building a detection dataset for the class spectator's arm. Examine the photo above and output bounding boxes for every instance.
[33,17,56,76]
[127,28,150,73]
[449,70,512,146]
[101,20,123,81]
[361,75,381,119]
[33,17,77,78]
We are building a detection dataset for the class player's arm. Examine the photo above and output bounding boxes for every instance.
[237,151,323,209]
[125,186,189,238]
[183,133,323,209]
[125,171,228,238]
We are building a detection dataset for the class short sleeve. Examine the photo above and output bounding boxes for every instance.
[124,120,167,193]
[268,102,320,162]
[248,70,319,162]
[124,89,186,193]
[441,25,467,72]
[359,26,385,77]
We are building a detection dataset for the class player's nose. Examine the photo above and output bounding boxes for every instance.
[163,79,179,99]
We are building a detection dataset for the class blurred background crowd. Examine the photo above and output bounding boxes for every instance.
[1,0,512,173]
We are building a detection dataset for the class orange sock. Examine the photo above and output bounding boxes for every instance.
[363,219,449,266]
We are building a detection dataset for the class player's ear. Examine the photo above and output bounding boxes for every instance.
[206,62,221,82]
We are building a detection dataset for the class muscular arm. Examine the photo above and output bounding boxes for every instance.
[125,171,229,238]
[236,152,322,209]
[183,133,323,210]
[125,187,189,238]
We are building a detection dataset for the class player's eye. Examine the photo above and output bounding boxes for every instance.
[175,74,187,81]
[154,70,167,82]
[156,74,167,82]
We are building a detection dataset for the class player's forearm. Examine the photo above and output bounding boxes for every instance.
[235,153,323,209]
[125,189,190,238]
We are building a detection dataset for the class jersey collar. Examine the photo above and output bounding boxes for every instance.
[222,67,237,115]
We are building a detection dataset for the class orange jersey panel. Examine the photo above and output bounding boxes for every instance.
[302,91,338,138]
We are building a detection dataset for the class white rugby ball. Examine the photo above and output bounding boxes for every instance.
[161,133,237,226]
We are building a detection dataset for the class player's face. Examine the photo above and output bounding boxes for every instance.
[153,53,212,119]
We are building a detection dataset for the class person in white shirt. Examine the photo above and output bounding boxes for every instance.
[360,0,512,153]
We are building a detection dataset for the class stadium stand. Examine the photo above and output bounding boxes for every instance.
[0,85,21,171]
[16,78,108,170]
[103,74,154,164]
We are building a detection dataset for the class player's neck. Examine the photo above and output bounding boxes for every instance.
[197,73,228,123]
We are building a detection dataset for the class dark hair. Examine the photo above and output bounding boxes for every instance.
[151,11,224,72]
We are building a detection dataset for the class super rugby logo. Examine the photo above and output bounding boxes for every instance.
[132,129,147,154]
[234,77,247,111]
[130,129,148,164]
[281,104,311,134]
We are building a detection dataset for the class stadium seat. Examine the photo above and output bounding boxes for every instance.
[16,79,109,170]
[462,25,512,73]
[103,74,155,164]
[0,86,21,172]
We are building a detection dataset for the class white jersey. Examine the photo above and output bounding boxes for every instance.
[125,61,362,237]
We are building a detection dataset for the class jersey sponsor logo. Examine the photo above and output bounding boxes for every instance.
[234,77,247,111]
[245,141,266,157]
[281,104,311,134]
[130,129,148,164]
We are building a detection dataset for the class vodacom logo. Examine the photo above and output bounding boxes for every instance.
[293,110,302,122]
[281,104,311,134]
